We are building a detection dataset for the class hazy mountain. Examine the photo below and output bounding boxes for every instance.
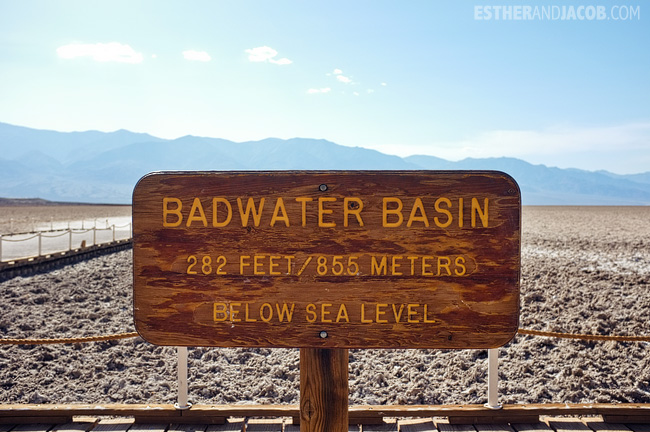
[0,122,648,205]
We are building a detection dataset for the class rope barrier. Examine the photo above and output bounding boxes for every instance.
[1,329,650,346]
[517,328,650,342]
[40,231,70,239]
[0,332,139,345]
[1,233,40,242]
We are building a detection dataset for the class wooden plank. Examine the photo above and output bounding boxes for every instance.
[0,425,15,432]
[362,419,397,431]
[603,418,650,426]
[51,420,98,432]
[544,418,591,432]
[205,419,244,431]
[244,419,284,432]
[92,419,134,432]
[128,424,168,432]
[581,419,630,431]
[626,426,650,432]
[167,425,207,432]
[132,171,521,349]
[11,426,57,432]
[475,425,513,432]
[436,424,476,432]
[511,424,553,432]
[398,419,436,431]
[299,348,348,432]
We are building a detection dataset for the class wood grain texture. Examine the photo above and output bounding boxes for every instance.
[133,171,521,348]
[300,348,349,432]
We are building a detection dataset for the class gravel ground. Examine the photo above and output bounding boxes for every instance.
[1,206,649,405]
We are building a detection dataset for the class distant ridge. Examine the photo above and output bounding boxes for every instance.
[1,122,649,205]
[0,197,130,206]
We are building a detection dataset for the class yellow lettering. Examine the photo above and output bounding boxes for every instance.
[422,256,433,276]
[472,197,489,228]
[336,304,350,323]
[186,198,208,227]
[245,303,257,322]
[163,197,183,227]
[295,197,313,227]
[240,255,250,274]
[276,303,295,322]
[260,303,273,322]
[213,302,227,321]
[424,304,435,323]
[237,197,265,227]
[318,197,337,227]
[230,303,241,322]
[376,303,388,323]
[270,198,290,227]
[391,304,405,322]
[458,198,464,228]
[285,255,294,274]
[269,256,281,275]
[254,255,265,275]
[360,304,373,323]
[407,256,418,276]
[371,256,387,275]
[321,303,333,323]
[391,256,403,276]
[454,256,467,276]
[434,197,452,228]
[437,256,451,276]
[306,303,317,323]
[407,304,420,323]
[382,197,403,227]
[343,197,364,227]
[407,197,429,227]
[212,198,232,227]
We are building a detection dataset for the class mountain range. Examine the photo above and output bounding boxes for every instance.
[0,122,648,205]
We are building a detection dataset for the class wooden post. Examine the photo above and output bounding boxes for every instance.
[300,348,348,432]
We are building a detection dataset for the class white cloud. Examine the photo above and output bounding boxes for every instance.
[245,46,292,65]
[183,50,211,62]
[333,69,343,75]
[336,75,352,84]
[307,88,331,94]
[381,82,387,86]
[56,42,143,64]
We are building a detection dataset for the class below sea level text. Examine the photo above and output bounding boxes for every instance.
[213,302,436,324]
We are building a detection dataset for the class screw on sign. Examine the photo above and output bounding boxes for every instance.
[132,170,521,431]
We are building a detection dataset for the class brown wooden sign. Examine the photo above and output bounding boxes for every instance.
[133,171,520,349]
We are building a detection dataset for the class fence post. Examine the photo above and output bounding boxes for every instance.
[69,229,72,251]
[485,348,502,409]
[175,346,191,410]
[93,227,96,246]
[112,225,116,242]
[0,235,3,262]
[38,232,42,257]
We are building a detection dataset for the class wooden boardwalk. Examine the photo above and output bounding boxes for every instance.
[2,405,650,432]
[1,416,650,432]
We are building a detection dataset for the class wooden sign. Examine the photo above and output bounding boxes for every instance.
[132,171,520,349]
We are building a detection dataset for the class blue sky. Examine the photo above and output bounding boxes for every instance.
[0,0,648,174]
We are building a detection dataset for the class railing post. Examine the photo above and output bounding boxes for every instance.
[175,346,191,410]
[112,225,116,242]
[0,235,3,262]
[485,348,502,409]
[93,227,96,246]
[69,229,72,251]
[38,232,42,257]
